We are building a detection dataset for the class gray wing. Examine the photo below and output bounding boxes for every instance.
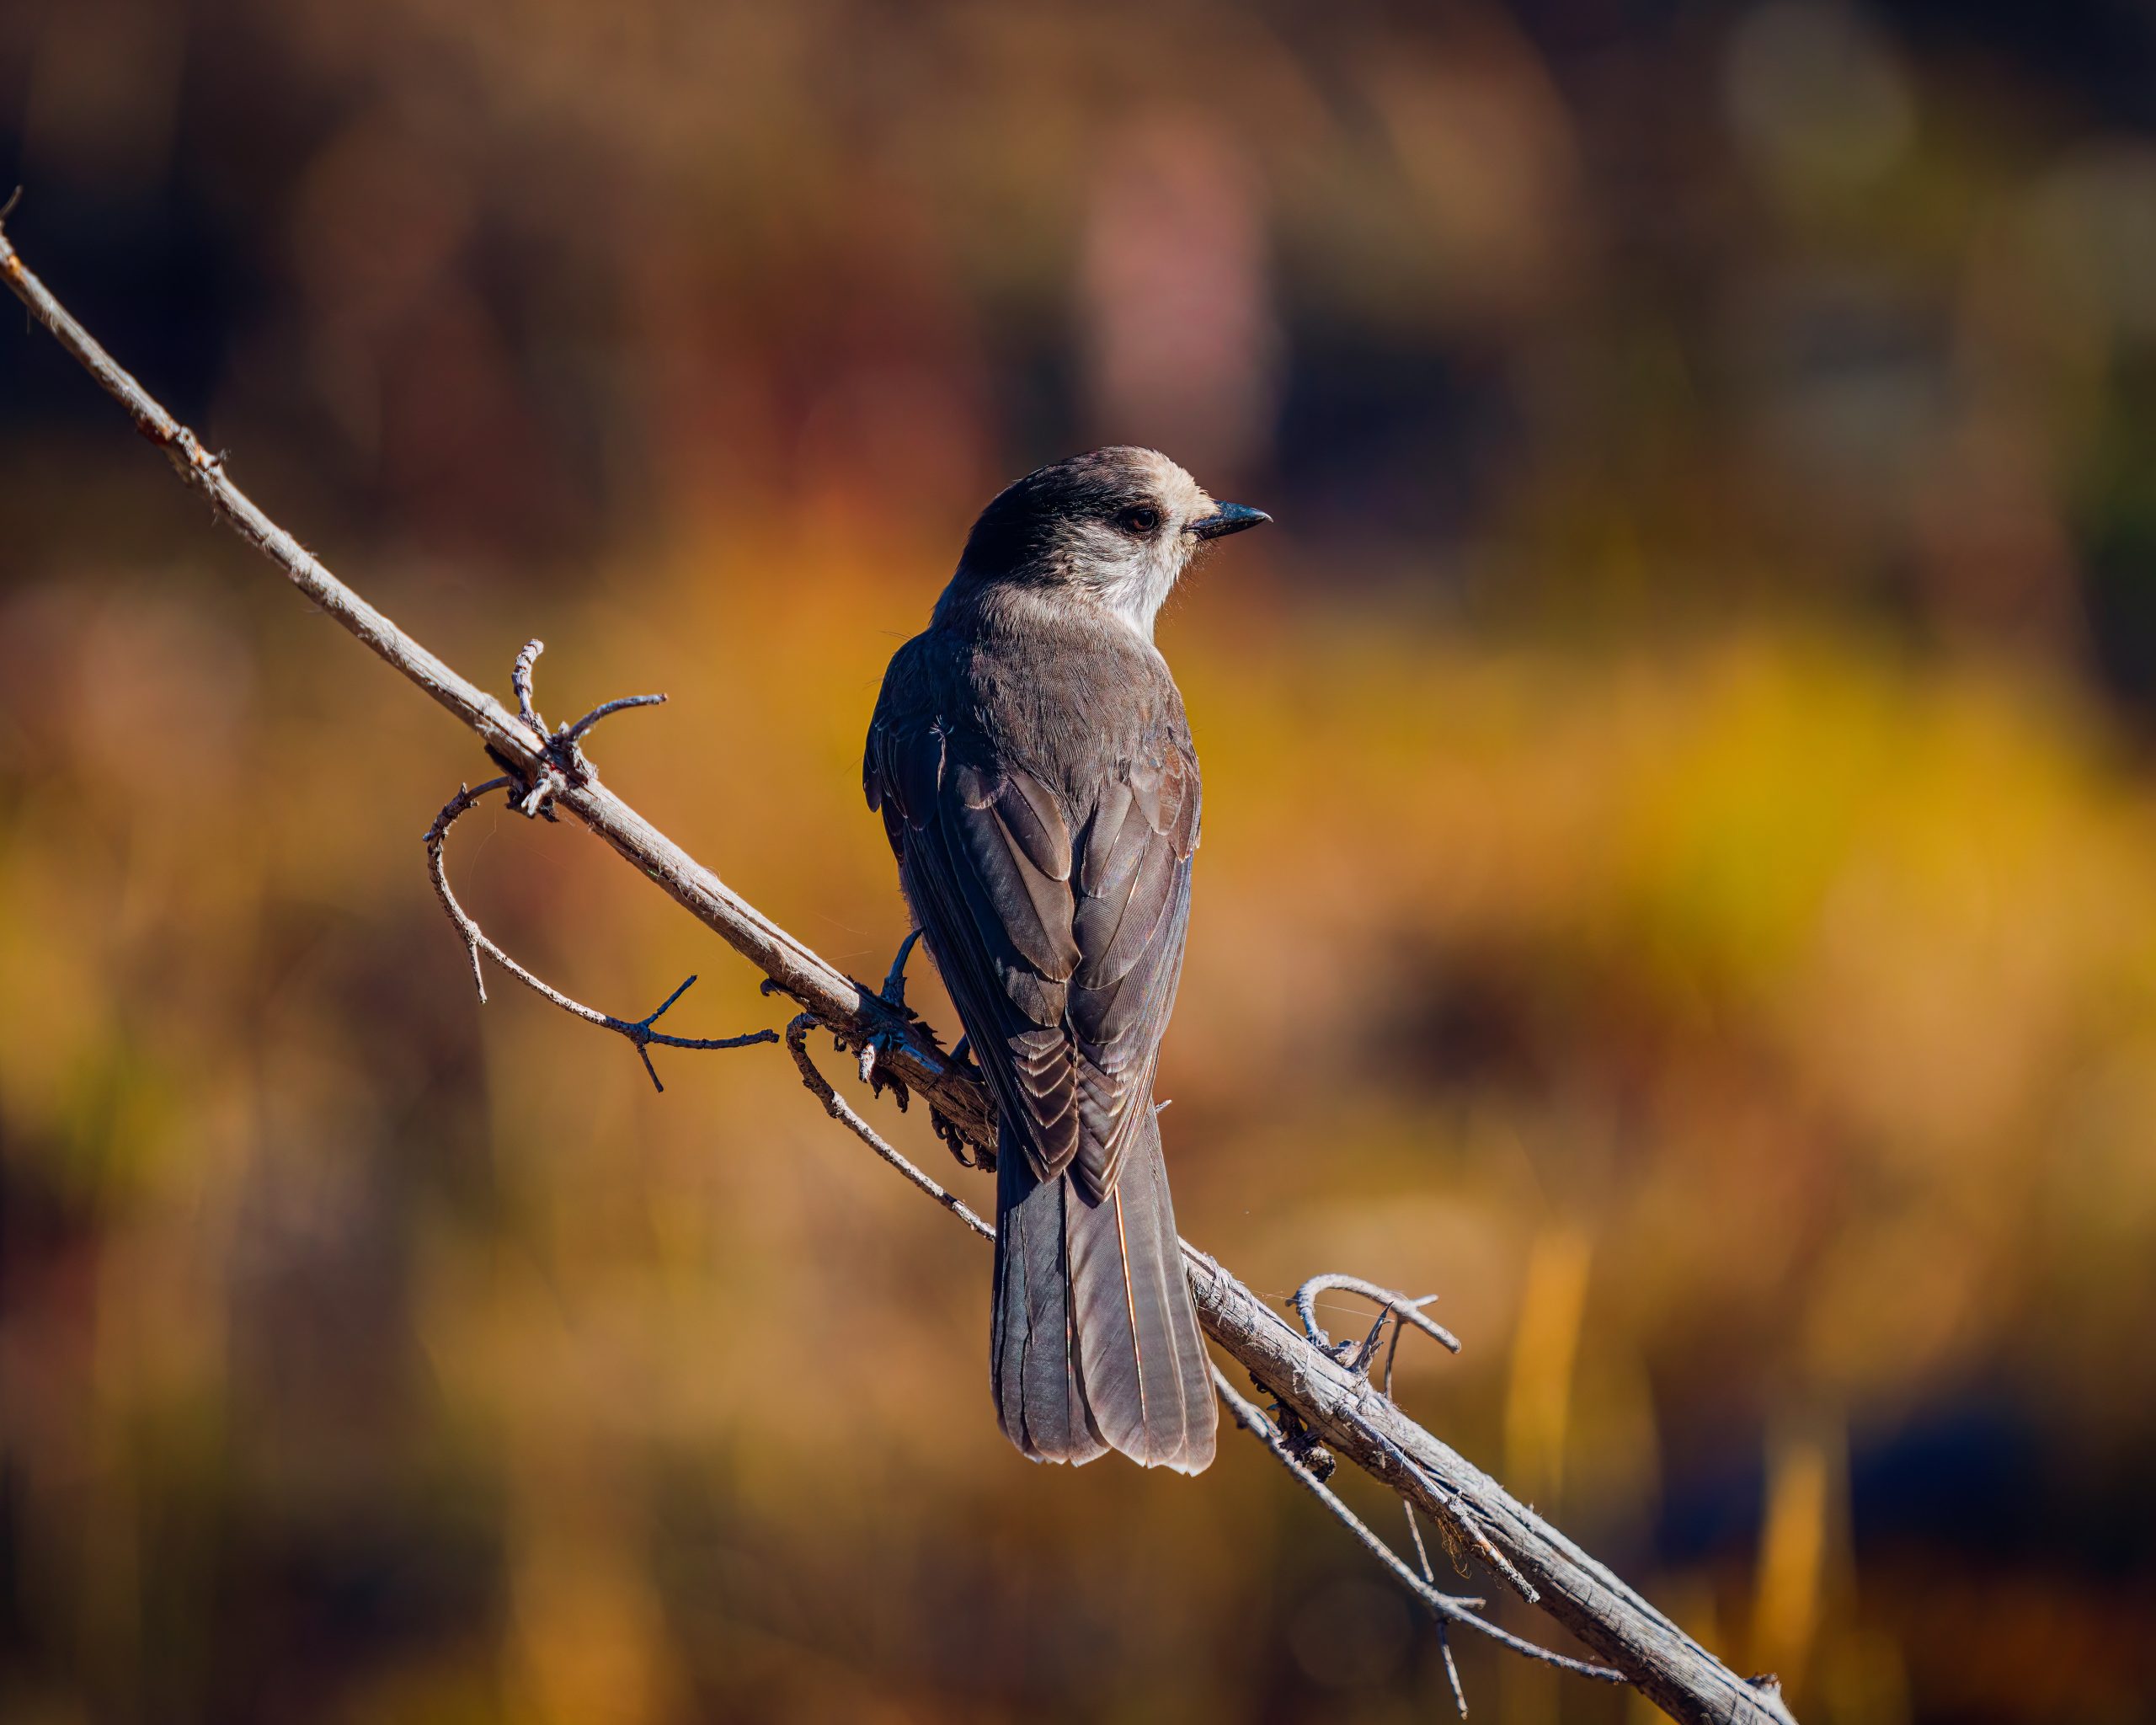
[864,694,1198,1199]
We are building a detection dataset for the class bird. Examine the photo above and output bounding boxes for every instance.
[863,446,1269,1473]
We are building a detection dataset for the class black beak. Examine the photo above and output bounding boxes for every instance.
[1191,501,1271,540]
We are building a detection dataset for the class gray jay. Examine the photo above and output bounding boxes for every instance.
[864,446,1267,1472]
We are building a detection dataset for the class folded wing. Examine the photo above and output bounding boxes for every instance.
[864,713,1198,1197]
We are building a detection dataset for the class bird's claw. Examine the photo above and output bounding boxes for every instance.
[933,1107,993,1172]
[878,927,926,1012]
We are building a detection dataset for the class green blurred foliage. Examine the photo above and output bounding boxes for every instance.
[3,2,2156,1722]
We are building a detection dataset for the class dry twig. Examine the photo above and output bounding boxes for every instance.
[424,775,776,1089]
[1212,1369,1620,1684]
[1291,1274,1536,1603]
[783,1012,994,1241]
[0,209,1796,1725]
[1296,1273,1462,1359]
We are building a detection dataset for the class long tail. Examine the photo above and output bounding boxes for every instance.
[991,1110,1217,1474]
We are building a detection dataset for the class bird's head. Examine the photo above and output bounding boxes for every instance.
[943,446,1268,639]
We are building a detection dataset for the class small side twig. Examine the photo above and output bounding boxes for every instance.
[424,777,776,1090]
[513,637,546,733]
[1387,1300,1477,1672]
[784,1014,993,1239]
[1404,1493,1471,1717]
[1296,1274,1462,1359]
[1438,1618,1469,1717]
[1350,1407,1540,1604]
[494,638,669,819]
[565,692,666,743]
[1213,1369,1620,1685]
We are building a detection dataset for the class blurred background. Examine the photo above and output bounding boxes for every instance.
[3,2,2154,1720]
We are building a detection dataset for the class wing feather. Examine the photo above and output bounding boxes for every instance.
[867,668,1197,1197]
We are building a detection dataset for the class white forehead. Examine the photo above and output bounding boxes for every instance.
[1121,447,1214,522]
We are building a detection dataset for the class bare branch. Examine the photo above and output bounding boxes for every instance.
[424,776,776,1090]
[1214,1368,1622,1683]
[0,215,974,1126]
[0,215,1796,1725]
[1283,1275,1528,1600]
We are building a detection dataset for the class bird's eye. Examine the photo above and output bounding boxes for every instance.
[1118,505,1162,535]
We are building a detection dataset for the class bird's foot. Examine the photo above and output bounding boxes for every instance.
[932,1106,994,1172]
[845,928,936,1108]
[928,1035,994,1169]
[860,928,995,1171]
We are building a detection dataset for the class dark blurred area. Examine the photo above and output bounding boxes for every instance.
[4,3,2156,1722]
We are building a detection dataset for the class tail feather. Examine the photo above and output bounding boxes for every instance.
[993,1145,1106,1465]
[992,1110,1215,1474]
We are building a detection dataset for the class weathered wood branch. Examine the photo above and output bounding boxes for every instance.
[0,213,1796,1725]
